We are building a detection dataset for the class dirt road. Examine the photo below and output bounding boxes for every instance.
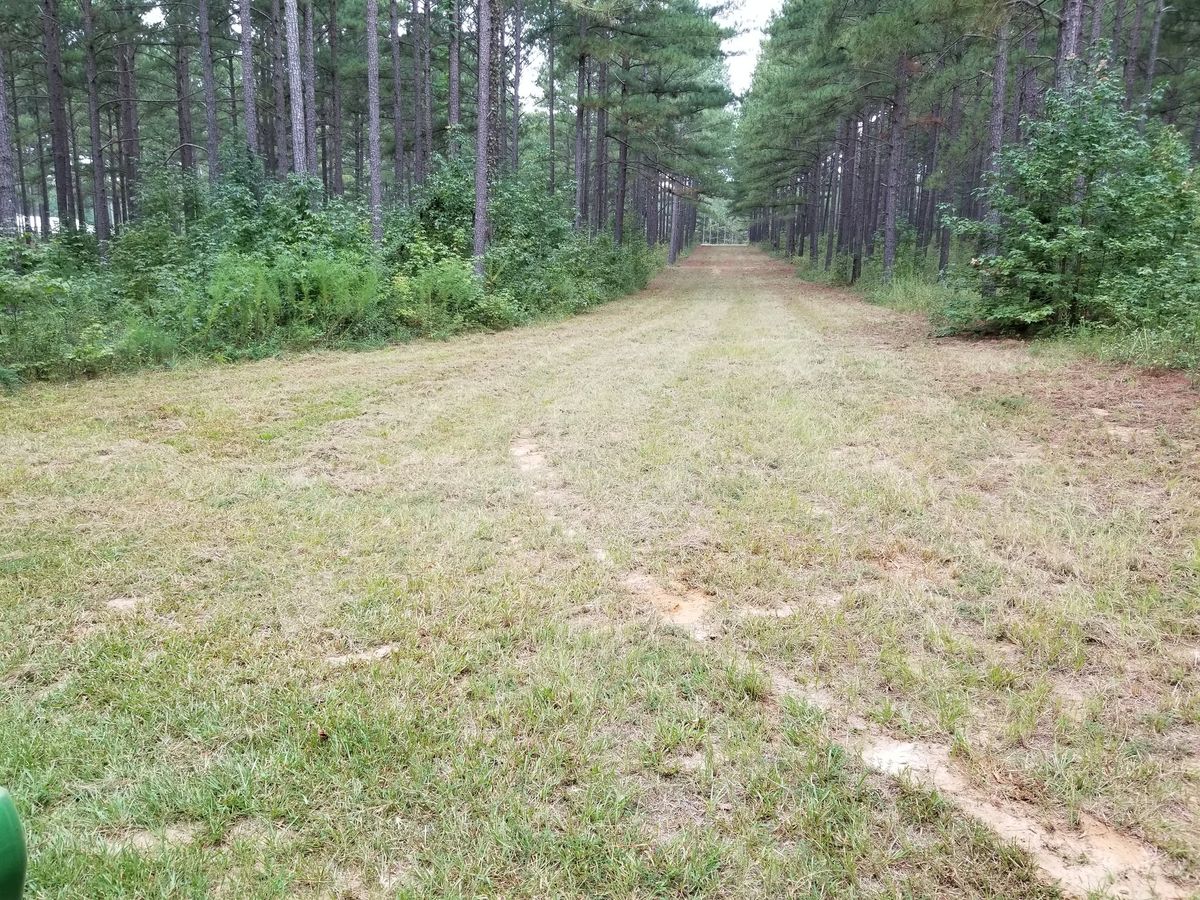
[3,247,1198,898]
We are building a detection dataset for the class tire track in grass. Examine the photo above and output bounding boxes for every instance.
[507,418,1189,900]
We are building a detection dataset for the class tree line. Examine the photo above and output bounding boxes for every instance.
[0,0,732,262]
[0,0,735,384]
[734,0,1200,286]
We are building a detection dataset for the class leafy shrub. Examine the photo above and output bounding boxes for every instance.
[949,68,1200,333]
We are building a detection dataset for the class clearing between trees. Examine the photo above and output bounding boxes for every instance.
[2,246,1199,898]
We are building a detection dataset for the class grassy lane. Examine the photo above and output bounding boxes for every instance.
[2,247,1196,898]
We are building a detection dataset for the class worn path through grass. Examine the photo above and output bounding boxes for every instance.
[2,247,1198,898]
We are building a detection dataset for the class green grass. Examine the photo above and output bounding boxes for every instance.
[2,248,1197,896]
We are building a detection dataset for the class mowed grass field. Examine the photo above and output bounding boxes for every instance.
[2,247,1198,898]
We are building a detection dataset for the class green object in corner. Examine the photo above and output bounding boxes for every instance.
[0,789,25,900]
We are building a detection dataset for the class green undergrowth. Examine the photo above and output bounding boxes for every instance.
[0,154,662,387]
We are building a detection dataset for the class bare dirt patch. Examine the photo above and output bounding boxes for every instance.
[858,735,1185,899]
[105,596,148,614]
[621,572,713,641]
[101,822,199,854]
[326,644,399,667]
[766,670,1188,899]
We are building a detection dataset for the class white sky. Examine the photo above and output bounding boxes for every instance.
[718,0,784,97]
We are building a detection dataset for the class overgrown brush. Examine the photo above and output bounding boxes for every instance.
[0,155,661,385]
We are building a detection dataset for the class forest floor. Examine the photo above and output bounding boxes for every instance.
[2,246,1199,899]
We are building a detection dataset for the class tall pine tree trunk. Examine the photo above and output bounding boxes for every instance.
[240,0,258,154]
[422,0,433,164]
[1122,0,1145,106]
[836,118,856,254]
[107,108,122,229]
[269,0,289,173]
[34,102,51,235]
[410,0,426,181]
[80,0,109,248]
[511,0,522,169]
[175,22,196,175]
[41,0,73,230]
[612,55,629,244]
[547,0,556,194]
[1089,0,1107,48]
[284,0,308,174]
[882,55,908,281]
[199,0,220,181]
[572,14,587,230]
[473,0,493,275]
[667,186,682,264]
[8,53,30,230]
[1055,0,1085,90]
[1141,0,1165,106]
[366,0,382,240]
[390,0,407,181]
[303,2,318,170]
[983,19,1009,252]
[330,0,345,192]
[593,58,607,232]
[0,49,14,237]
[448,0,461,154]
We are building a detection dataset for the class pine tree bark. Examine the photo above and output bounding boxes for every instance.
[837,118,856,254]
[822,148,836,270]
[303,1,318,171]
[547,0,556,194]
[107,108,122,229]
[8,53,29,230]
[580,67,590,227]
[175,20,196,175]
[612,55,629,244]
[448,0,461,154]
[422,0,433,164]
[882,55,908,281]
[473,0,493,275]
[498,6,508,165]
[269,0,290,173]
[41,0,73,230]
[593,58,607,231]
[199,0,220,181]
[1089,0,1107,48]
[80,0,109,248]
[1142,0,1165,105]
[1122,0,1145,106]
[0,48,15,237]
[68,101,85,228]
[33,102,51,235]
[390,0,408,179]
[667,185,682,264]
[240,0,259,154]
[805,164,818,259]
[227,44,239,133]
[330,0,345,192]
[572,14,587,229]
[410,0,426,181]
[283,0,308,175]
[1055,0,1085,90]
[511,0,522,169]
[366,0,383,240]
[983,19,1009,252]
